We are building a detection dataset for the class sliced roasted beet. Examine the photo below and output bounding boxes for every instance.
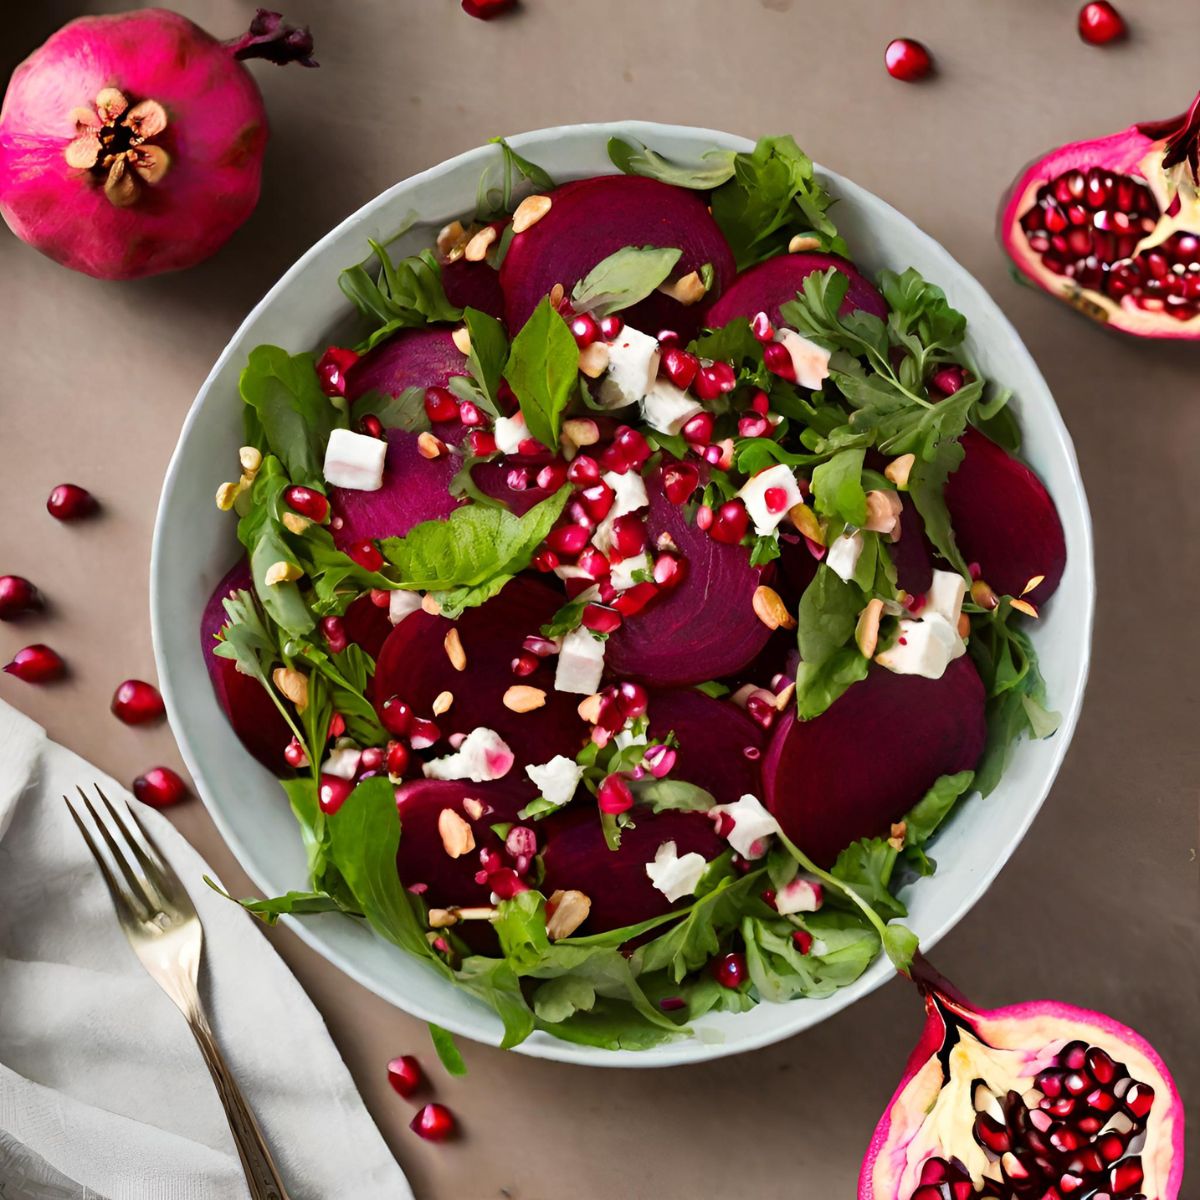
[891,496,935,597]
[344,325,468,403]
[468,457,559,517]
[373,577,587,780]
[441,223,507,319]
[539,807,726,934]
[944,428,1066,605]
[342,592,392,660]
[763,656,986,868]
[201,563,293,773]
[646,688,763,806]
[330,429,461,551]
[704,251,887,329]
[777,532,819,608]
[499,175,736,337]
[605,465,771,686]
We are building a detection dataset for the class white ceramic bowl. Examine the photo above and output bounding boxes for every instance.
[151,122,1094,1067]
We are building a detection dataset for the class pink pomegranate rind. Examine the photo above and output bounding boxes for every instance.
[605,465,772,686]
[944,428,1066,605]
[705,251,888,328]
[763,657,987,868]
[860,978,1186,1199]
[0,10,270,279]
[499,175,736,336]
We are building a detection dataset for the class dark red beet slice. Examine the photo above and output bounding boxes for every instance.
[778,532,819,608]
[468,457,558,517]
[344,325,468,403]
[704,251,887,329]
[943,428,1066,605]
[342,593,392,660]
[330,429,461,551]
[763,656,986,868]
[605,465,771,686]
[891,496,935,598]
[201,563,293,773]
[539,807,725,934]
[373,577,587,782]
[441,223,506,319]
[646,688,763,807]
[499,175,736,337]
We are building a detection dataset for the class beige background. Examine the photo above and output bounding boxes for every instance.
[1,1,1197,1196]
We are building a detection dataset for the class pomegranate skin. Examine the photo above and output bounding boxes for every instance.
[0,10,271,279]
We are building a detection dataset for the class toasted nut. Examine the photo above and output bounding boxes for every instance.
[451,326,472,355]
[970,579,999,610]
[438,808,476,858]
[281,511,310,535]
[774,681,796,710]
[215,481,240,511]
[444,627,467,671]
[417,431,447,459]
[788,234,822,253]
[463,797,484,820]
[504,685,546,713]
[562,417,600,448]
[885,453,916,490]
[788,502,825,545]
[428,908,459,929]
[455,905,499,921]
[864,489,904,536]
[238,445,262,475]
[512,193,552,234]
[432,690,454,716]
[264,560,302,586]
[549,282,565,308]
[1010,598,1039,619]
[578,341,610,378]
[888,821,907,851]
[546,889,591,940]
[464,225,498,262]
[658,270,707,306]
[272,667,308,711]
[752,585,796,631]
[436,219,468,257]
[855,598,885,658]
[577,693,604,724]
[1021,574,1045,596]
[421,593,442,616]
[957,612,971,638]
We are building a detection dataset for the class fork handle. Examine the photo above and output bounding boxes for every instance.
[188,1013,291,1200]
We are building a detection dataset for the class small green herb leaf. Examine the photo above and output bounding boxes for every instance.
[428,1024,468,1076]
[571,246,683,317]
[503,296,580,449]
[607,137,737,189]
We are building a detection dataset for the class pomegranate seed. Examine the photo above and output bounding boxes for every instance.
[599,314,624,340]
[711,951,747,989]
[929,364,969,397]
[609,514,647,558]
[792,929,814,955]
[598,443,630,475]
[536,461,567,491]
[386,740,410,777]
[456,400,484,428]
[695,504,713,531]
[661,461,700,505]
[511,650,539,677]
[656,329,680,345]
[380,695,415,736]
[613,581,658,616]
[0,575,41,620]
[506,467,530,491]
[659,996,686,1012]
[318,774,353,814]
[488,867,529,898]
[283,737,308,769]
[597,773,634,814]
[46,483,97,521]
[581,603,622,634]
[884,37,933,81]
[315,346,359,396]
[682,411,715,446]
[523,634,558,657]
[423,386,460,423]
[516,437,545,456]
[739,414,769,438]
[1078,1,1126,43]
[409,718,440,750]
[614,426,650,468]
[763,486,790,514]
[467,430,497,456]
[133,766,188,808]
[570,313,600,346]
[748,389,770,414]
[358,413,384,439]
[660,346,699,390]
[111,679,165,725]
[694,364,731,400]
[762,341,796,381]
[410,1102,456,1141]
[750,311,774,341]
[348,540,384,572]
[1123,1081,1154,1118]
[1110,1158,1144,1192]
[710,500,750,544]
[320,615,349,655]
[616,681,648,720]
[546,523,591,556]
[653,552,687,589]
[566,454,601,485]
[1086,1046,1117,1084]
[386,1055,422,1097]
[532,548,559,572]
[577,545,610,580]
[328,712,346,739]
[4,644,65,682]
[360,746,384,772]
[284,486,330,523]
[505,825,537,858]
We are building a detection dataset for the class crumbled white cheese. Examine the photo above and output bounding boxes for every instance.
[593,469,649,555]
[388,590,424,625]
[925,569,967,627]
[493,411,529,455]
[525,755,584,809]
[645,840,708,903]
[875,613,965,680]
[554,627,606,694]
[640,379,704,436]
[738,463,805,537]
[322,745,362,780]
[610,552,652,592]
[422,727,514,782]
[826,531,864,582]
[322,427,387,491]
[709,793,781,860]
[614,730,645,752]
[775,329,832,391]
[775,877,824,915]
[598,326,660,408]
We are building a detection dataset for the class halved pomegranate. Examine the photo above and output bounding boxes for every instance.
[860,963,1185,1200]
[1001,88,1200,336]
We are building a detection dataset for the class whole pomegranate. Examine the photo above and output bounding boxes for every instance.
[1001,88,1200,337]
[859,959,1184,1200]
[0,8,316,279]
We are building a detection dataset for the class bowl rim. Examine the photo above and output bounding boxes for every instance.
[151,119,1094,1067]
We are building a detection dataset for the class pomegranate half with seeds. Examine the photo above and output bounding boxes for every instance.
[860,964,1184,1200]
[1001,88,1200,337]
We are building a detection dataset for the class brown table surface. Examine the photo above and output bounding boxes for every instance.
[2,1,1197,1196]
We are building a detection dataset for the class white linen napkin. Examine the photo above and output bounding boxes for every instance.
[0,699,413,1200]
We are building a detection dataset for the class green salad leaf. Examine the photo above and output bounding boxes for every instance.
[607,136,738,189]
[503,296,579,449]
[339,243,461,348]
[462,307,508,414]
[428,1024,468,1076]
[571,245,683,317]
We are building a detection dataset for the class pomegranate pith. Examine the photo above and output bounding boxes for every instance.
[111,679,165,725]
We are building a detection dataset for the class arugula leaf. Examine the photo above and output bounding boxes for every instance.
[540,596,587,639]
[462,307,508,414]
[428,1024,467,1076]
[811,448,867,527]
[239,346,340,486]
[607,137,737,189]
[796,565,861,666]
[830,837,907,920]
[571,246,683,317]
[453,955,535,1049]
[793,645,870,720]
[203,877,351,925]
[339,243,461,347]
[630,778,716,813]
[882,924,919,974]
[477,137,556,219]
[350,386,430,434]
[533,975,597,1023]
[742,912,879,1002]
[908,435,968,575]
[503,296,579,449]
[902,770,976,874]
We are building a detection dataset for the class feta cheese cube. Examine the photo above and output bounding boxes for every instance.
[709,793,781,860]
[925,569,967,627]
[423,727,515,782]
[598,327,660,408]
[323,427,387,491]
[826,531,864,582]
[388,590,423,625]
[593,469,650,555]
[645,840,708,903]
[554,627,606,694]
[775,877,824,915]
[775,329,832,391]
[493,411,529,455]
[610,552,652,592]
[738,463,805,537]
[640,379,704,436]
[322,745,362,780]
[874,613,965,680]
[525,755,584,809]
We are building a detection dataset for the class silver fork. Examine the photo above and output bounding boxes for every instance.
[64,784,291,1200]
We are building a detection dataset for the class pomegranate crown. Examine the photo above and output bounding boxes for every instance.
[1137,89,1200,184]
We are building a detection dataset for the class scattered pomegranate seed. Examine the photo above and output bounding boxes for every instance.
[613,426,650,468]
[423,386,460,423]
[523,634,558,657]
[750,311,775,342]
[318,773,353,814]
[660,346,699,390]
[328,712,346,739]
[762,340,796,380]
[283,737,308,769]
[616,681,648,720]
[347,540,384,572]
[653,553,687,590]
[132,766,188,808]
[320,615,349,655]
[599,314,624,340]
[410,1100,457,1140]
[748,389,770,415]
[510,650,539,677]
[792,929,814,955]
[409,718,440,750]
[928,364,969,397]
[695,504,714,531]
[609,514,647,558]
[315,346,359,397]
[694,363,736,400]
[581,603,622,634]
[578,481,615,522]
[613,581,658,617]
[569,312,600,346]
[597,773,634,814]
[532,548,559,572]
[739,414,769,438]
[358,413,384,439]
[710,500,750,545]
[4,643,65,682]
[461,0,515,19]
[458,400,484,427]
[576,545,610,580]
[659,996,686,1012]
[712,951,747,989]
[46,483,97,521]
[682,411,715,447]
[284,485,329,523]
[763,486,790,514]
[386,1054,422,1097]
[386,740,410,778]
[467,430,497,456]
[1078,1,1126,44]
[381,695,415,736]
[0,575,41,620]
[111,679,165,725]
[536,461,567,491]
[546,523,590,557]
[884,37,933,81]
[661,462,700,505]
[566,454,600,486]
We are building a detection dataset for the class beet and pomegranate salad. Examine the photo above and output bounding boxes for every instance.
[205,136,1067,1050]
